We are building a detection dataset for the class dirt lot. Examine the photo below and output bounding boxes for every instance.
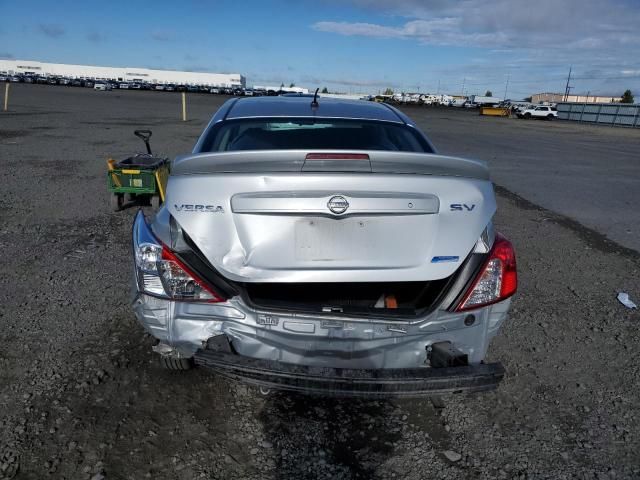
[1,84,639,479]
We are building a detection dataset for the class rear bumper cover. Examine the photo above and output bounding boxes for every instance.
[133,291,512,369]
[193,346,505,397]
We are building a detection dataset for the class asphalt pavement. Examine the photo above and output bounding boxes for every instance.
[405,105,640,252]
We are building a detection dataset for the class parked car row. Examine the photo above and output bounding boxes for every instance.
[370,93,483,107]
[0,73,260,95]
[368,94,559,119]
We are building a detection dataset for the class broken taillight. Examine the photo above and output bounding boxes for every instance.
[455,234,517,311]
[156,246,225,302]
[133,211,226,302]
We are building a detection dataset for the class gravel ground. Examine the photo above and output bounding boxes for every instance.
[1,84,639,479]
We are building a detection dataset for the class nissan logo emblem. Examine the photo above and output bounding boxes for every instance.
[327,195,349,214]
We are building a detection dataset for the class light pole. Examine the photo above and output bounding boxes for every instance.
[503,74,510,101]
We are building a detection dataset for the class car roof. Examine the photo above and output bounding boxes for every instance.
[224,96,406,123]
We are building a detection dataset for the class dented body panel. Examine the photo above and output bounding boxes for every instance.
[165,173,496,283]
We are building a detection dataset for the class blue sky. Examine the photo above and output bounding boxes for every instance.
[2,0,639,98]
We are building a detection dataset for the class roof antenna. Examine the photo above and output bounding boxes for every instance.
[311,87,320,108]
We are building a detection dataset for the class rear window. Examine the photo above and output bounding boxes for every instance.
[200,118,432,153]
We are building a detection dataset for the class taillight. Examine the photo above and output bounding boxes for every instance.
[455,233,517,311]
[132,210,226,303]
[157,246,225,302]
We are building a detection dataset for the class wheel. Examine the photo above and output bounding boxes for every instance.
[524,112,531,119]
[547,114,554,120]
[110,193,123,212]
[160,356,194,371]
[150,195,161,209]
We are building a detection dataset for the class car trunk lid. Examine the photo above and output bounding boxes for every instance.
[166,151,495,283]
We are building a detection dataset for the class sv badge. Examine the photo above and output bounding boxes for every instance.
[450,203,476,212]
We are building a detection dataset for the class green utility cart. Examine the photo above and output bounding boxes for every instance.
[107,130,169,211]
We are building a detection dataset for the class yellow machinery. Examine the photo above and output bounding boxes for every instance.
[480,106,511,117]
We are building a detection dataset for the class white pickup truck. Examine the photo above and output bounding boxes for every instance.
[517,105,558,120]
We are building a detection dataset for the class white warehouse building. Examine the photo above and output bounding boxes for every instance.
[0,59,245,87]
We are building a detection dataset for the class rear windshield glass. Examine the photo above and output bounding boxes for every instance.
[200,118,432,153]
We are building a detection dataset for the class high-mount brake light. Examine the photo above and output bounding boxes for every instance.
[455,234,517,312]
[305,153,370,160]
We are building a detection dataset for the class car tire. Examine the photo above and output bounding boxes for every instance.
[547,114,554,120]
[111,193,123,212]
[160,356,194,371]
[150,195,161,209]
[524,113,531,119]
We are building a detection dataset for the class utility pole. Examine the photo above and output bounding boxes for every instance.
[437,79,440,95]
[503,74,510,101]
[563,66,573,101]
[461,77,466,96]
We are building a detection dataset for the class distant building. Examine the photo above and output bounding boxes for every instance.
[0,59,245,87]
[531,92,621,104]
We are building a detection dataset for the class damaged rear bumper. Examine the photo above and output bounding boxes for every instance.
[193,343,505,397]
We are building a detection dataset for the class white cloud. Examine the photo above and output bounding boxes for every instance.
[313,21,401,38]
[301,74,397,87]
[314,0,640,50]
[87,32,106,43]
[314,18,510,47]
[311,0,640,95]
[150,30,174,42]
[38,24,65,38]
